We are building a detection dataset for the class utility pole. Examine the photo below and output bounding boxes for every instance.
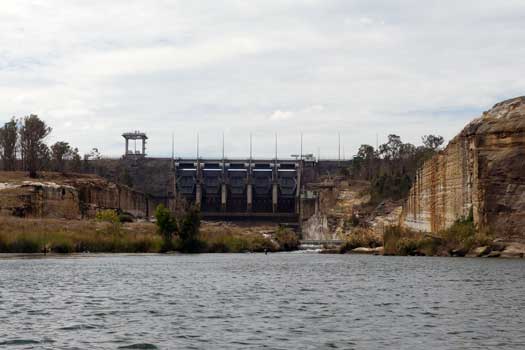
[171,132,174,167]
[250,132,253,162]
[300,132,303,160]
[274,132,278,161]
[196,132,200,159]
[222,131,225,162]
[338,132,341,165]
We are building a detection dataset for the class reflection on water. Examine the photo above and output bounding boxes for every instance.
[0,254,524,349]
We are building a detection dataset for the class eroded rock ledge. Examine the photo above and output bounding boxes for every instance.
[0,172,152,219]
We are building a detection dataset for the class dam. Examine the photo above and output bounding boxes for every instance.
[84,131,351,223]
[174,158,301,221]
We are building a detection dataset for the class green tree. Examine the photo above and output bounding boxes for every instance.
[51,141,72,172]
[179,205,201,242]
[19,115,52,177]
[422,135,444,150]
[0,118,18,171]
[70,147,82,172]
[353,144,377,179]
[155,204,178,251]
[379,134,402,160]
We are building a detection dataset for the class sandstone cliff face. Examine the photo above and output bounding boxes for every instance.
[66,177,150,218]
[0,181,79,218]
[0,173,152,219]
[402,97,525,240]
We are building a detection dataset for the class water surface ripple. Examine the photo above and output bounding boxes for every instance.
[0,254,524,349]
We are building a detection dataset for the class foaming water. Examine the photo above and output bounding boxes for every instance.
[0,254,524,349]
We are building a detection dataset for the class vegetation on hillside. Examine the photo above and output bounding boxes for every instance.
[347,134,444,203]
[0,115,81,177]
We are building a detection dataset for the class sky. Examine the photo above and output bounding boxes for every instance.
[1,0,524,159]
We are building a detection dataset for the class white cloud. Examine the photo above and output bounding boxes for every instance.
[0,0,524,158]
[269,110,294,121]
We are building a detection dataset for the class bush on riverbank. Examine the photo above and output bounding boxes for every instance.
[339,229,383,253]
[0,216,299,254]
[200,231,277,253]
[383,216,492,256]
[274,227,300,251]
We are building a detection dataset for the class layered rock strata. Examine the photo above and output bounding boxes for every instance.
[402,97,525,239]
[0,174,152,219]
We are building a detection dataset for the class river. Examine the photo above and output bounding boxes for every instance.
[0,253,524,349]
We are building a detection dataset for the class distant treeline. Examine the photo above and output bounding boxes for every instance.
[346,134,444,203]
[0,115,87,177]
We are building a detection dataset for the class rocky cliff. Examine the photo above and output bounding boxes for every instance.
[0,173,153,219]
[402,97,525,240]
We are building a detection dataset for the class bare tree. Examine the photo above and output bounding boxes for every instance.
[19,115,52,177]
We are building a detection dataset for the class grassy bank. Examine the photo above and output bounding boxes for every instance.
[0,217,162,253]
[0,217,300,254]
[383,217,491,256]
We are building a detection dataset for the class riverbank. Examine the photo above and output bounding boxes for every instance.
[0,217,299,254]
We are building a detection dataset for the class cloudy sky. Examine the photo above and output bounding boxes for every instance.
[1,1,524,159]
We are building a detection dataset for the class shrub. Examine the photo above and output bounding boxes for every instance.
[155,204,178,252]
[383,225,404,254]
[119,213,134,223]
[438,215,490,253]
[274,227,300,251]
[8,235,41,253]
[179,238,206,253]
[96,209,119,223]
[179,206,201,242]
[96,209,122,236]
[248,235,277,252]
[395,237,419,256]
[0,234,8,252]
[340,229,382,253]
[129,236,162,253]
[51,238,75,253]
[206,236,247,253]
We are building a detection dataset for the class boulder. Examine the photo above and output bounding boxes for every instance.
[486,251,501,258]
[466,246,491,257]
[351,247,375,254]
[500,243,525,258]
[373,246,384,255]
[450,247,469,257]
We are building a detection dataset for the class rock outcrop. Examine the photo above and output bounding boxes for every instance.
[402,97,525,240]
[0,173,153,219]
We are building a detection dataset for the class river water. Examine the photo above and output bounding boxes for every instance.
[0,253,524,349]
